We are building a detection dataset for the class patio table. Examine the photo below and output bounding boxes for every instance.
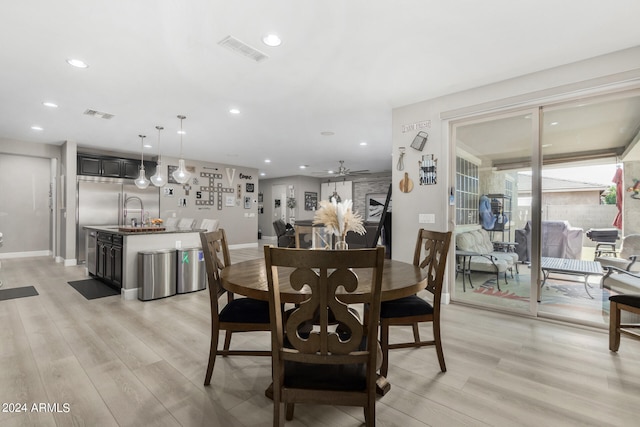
[540,257,604,299]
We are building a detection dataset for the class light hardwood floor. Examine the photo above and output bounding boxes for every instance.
[1,246,640,426]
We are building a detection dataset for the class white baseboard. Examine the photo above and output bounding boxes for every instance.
[64,258,77,267]
[0,250,52,260]
[55,256,64,263]
[122,287,138,300]
[442,292,450,304]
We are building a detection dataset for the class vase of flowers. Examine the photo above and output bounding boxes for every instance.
[313,197,365,250]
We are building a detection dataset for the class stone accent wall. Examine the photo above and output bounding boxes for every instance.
[353,178,392,221]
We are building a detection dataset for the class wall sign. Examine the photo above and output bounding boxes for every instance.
[401,120,431,133]
[304,192,318,211]
[246,183,255,193]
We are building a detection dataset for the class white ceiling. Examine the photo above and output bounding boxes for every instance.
[2,1,640,178]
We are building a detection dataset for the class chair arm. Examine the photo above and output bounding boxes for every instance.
[603,265,640,281]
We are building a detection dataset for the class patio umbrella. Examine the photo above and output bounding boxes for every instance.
[612,166,623,229]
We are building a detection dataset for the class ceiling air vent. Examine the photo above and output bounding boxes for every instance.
[218,36,269,62]
[83,109,114,120]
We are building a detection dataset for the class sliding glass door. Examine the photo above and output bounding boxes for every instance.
[452,109,539,316]
[451,88,640,325]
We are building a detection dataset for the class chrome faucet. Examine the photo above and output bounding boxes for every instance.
[123,196,144,227]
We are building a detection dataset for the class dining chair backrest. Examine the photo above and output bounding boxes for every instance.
[200,229,232,305]
[413,228,452,304]
[263,246,385,425]
[294,225,314,248]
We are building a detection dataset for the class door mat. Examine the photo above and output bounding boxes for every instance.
[68,279,120,300]
[0,286,39,301]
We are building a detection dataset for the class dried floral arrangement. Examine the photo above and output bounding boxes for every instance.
[313,198,365,241]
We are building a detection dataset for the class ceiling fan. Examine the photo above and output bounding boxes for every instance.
[313,160,370,177]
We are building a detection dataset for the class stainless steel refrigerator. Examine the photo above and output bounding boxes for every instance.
[76,177,160,265]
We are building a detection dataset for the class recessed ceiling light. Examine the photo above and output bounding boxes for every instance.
[328,170,335,174]
[542,144,553,148]
[66,58,88,68]
[31,125,43,131]
[43,102,58,108]
[260,172,266,176]
[262,33,282,47]
[143,144,152,149]
[229,108,240,114]
[359,142,367,146]
[299,165,307,169]
[177,130,186,135]
[320,131,334,136]
[265,159,271,163]
[550,121,559,126]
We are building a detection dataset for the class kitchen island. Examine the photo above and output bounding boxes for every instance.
[84,225,205,300]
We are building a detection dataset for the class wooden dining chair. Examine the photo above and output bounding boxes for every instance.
[609,293,640,351]
[293,225,314,248]
[379,228,452,377]
[200,229,271,386]
[264,246,385,426]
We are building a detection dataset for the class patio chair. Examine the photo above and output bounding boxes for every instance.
[596,234,640,273]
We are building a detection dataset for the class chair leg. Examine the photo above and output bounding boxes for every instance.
[204,325,220,385]
[364,399,375,427]
[433,320,446,372]
[379,319,390,377]
[285,403,295,421]
[273,402,285,427]
[223,330,233,353]
[609,301,621,352]
[412,322,421,343]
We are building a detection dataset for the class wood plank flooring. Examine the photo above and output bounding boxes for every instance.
[1,246,639,426]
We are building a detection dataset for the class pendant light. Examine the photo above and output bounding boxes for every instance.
[134,134,150,189]
[171,115,191,184]
[150,125,166,187]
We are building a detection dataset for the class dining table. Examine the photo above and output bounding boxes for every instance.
[221,256,428,395]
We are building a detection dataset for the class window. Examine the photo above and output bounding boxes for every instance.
[456,156,479,225]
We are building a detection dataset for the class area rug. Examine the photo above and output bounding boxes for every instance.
[0,286,39,301]
[68,279,120,300]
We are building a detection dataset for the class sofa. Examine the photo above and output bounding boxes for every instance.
[456,228,519,289]
[515,220,583,263]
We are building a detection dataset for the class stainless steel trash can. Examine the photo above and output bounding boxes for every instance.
[138,249,177,301]
[176,247,207,293]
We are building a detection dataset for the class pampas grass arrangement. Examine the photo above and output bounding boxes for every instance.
[313,198,365,241]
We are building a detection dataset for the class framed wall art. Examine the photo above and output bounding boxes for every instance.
[304,191,318,211]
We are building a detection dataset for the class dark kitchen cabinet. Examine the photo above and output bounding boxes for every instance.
[77,154,155,179]
[122,159,140,179]
[96,232,123,289]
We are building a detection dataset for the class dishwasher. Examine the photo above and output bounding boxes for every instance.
[86,230,97,275]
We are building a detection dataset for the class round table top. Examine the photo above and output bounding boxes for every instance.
[221,257,427,304]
